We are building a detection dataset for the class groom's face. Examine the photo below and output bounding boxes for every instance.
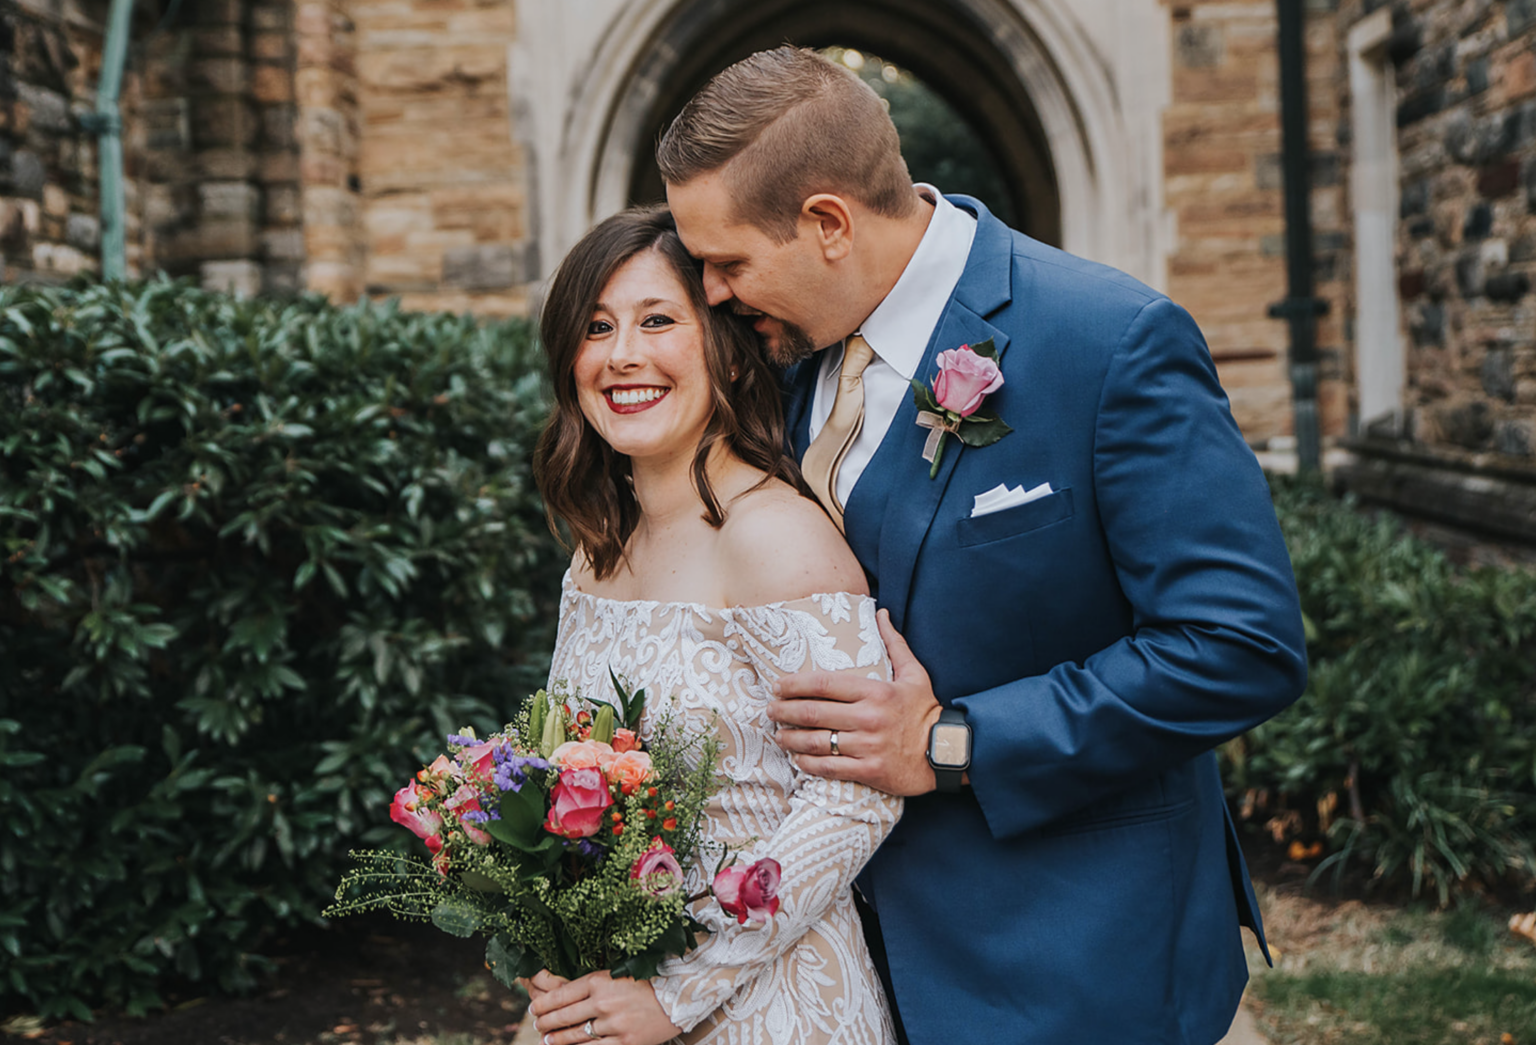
[668,172,828,367]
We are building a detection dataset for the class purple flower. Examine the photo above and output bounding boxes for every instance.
[492,750,550,793]
[447,733,480,749]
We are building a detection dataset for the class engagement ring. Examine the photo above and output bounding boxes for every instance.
[828,730,841,757]
[584,1019,597,1040]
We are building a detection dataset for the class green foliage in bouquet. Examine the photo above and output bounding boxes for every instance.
[0,279,564,1019]
[328,684,724,985]
[1226,474,1536,903]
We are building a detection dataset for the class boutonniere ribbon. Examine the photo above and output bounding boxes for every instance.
[909,338,1013,478]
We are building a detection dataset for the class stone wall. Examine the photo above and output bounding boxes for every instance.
[349,0,530,317]
[1162,0,1351,447]
[1,0,110,283]
[1331,0,1536,462]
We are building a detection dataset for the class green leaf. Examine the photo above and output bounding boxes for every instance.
[955,414,1013,448]
[968,337,998,359]
[430,900,482,938]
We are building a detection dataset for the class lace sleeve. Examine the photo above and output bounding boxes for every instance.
[650,593,904,1034]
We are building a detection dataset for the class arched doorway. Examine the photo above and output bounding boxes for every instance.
[519,0,1171,289]
[621,7,1060,245]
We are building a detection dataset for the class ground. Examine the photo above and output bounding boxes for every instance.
[2,917,527,1045]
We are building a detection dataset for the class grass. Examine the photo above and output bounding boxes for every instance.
[1247,884,1536,1045]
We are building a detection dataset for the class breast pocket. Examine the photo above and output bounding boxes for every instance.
[955,487,1075,547]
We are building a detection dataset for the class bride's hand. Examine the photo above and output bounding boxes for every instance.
[523,969,568,1009]
[528,970,682,1045]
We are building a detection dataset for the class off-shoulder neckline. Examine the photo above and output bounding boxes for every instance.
[560,569,872,615]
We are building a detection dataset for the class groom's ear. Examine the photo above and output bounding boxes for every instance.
[801,194,854,262]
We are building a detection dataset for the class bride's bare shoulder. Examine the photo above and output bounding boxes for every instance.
[718,482,869,606]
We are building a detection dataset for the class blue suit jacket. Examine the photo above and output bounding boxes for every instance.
[783,198,1307,1044]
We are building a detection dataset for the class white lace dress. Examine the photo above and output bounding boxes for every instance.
[546,572,902,1045]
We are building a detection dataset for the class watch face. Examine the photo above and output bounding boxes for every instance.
[930,723,970,768]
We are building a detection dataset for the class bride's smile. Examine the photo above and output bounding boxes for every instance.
[575,249,714,466]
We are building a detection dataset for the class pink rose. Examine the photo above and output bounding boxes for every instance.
[543,767,614,839]
[444,783,492,845]
[932,345,1004,417]
[713,857,782,925]
[550,739,616,772]
[605,750,654,795]
[630,838,684,897]
[611,729,639,754]
[457,740,500,777]
[390,781,444,843]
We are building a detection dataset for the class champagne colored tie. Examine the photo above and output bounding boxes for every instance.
[803,334,875,532]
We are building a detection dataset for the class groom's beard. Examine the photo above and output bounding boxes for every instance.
[753,316,819,368]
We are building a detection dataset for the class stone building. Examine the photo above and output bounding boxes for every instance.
[2,0,1534,543]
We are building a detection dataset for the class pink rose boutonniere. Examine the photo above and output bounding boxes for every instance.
[910,338,1013,477]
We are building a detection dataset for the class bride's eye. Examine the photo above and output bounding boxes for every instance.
[641,313,675,328]
[587,318,613,337]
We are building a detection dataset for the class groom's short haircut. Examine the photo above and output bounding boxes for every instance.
[657,46,917,243]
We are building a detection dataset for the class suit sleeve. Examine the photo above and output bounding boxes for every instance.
[954,296,1308,841]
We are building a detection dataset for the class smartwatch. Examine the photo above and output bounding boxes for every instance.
[926,707,972,793]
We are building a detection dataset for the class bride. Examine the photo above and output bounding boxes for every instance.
[524,206,901,1045]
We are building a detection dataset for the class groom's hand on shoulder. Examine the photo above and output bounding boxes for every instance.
[769,609,945,797]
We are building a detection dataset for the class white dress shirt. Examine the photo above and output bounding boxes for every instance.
[808,187,978,507]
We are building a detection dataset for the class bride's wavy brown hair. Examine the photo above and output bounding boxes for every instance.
[533,206,808,581]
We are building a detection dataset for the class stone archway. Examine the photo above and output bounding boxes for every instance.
[512,0,1171,290]
[618,2,1061,247]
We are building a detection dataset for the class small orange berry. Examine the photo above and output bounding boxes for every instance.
[662,818,677,831]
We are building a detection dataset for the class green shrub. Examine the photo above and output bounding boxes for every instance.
[0,279,564,1019]
[1226,474,1536,903]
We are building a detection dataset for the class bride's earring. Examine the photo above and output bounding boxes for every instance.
[729,366,740,381]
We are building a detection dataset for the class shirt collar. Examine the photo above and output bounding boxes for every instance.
[855,186,978,381]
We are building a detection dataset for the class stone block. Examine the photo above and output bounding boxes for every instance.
[32,240,91,276]
[265,184,301,225]
[16,83,70,134]
[441,242,529,290]
[201,259,263,297]
[1437,400,1495,449]
[1463,202,1493,239]
[199,181,261,222]
[1477,159,1522,199]
[142,98,191,151]
[1509,0,1536,35]
[42,183,68,216]
[195,219,260,259]
[65,212,98,251]
[193,0,245,26]
[252,64,295,104]
[262,227,305,261]
[252,31,290,62]
[1176,24,1224,69]
[0,198,41,245]
[190,58,248,95]
[262,104,297,150]
[10,151,45,198]
[196,149,259,180]
[191,94,259,149]
[190,27,243,57]
[251,4,292,32]
[1483,347,1515,400]
[1495,419,1533,457]
[1486,271,1532,303]
[259,151,299,182]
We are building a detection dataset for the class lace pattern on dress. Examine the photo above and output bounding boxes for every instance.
[546,573,902,1045]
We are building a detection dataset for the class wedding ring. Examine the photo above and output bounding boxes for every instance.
[828,730,841,757]
[584,1019,597,1040]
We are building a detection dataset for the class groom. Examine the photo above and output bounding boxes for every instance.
[660,47,1307,1043]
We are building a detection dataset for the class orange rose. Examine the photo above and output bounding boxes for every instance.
[606,750,655,794]
[612,729,639,754]
[549,739,615,771]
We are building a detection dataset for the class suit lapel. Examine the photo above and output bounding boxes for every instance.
[781,358,819,460]
[871,199,1018,633]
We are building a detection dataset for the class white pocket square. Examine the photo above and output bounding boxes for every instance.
[971,481,1055,518]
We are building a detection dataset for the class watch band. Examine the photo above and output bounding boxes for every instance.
[928,707,970,794]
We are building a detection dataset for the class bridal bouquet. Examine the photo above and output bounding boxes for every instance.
[328,675,780,984]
